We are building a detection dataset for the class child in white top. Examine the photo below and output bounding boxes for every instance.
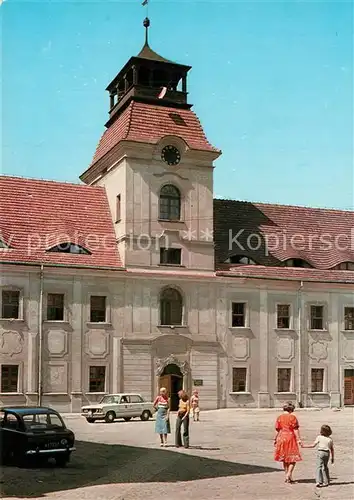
[301,424,334,488]
[191,390,200,422]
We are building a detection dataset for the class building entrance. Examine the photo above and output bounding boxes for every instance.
[344,369,354,405]
[159,363,183,411]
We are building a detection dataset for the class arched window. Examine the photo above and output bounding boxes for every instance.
[159,185,181,221]
[160,288,183,326]
[48,243,91,255]
[333,262,354,271]
[283,258,312,268]
[225,255,257,265]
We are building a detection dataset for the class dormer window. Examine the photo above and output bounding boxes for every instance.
[333,262,354,271]
[283,258,312,268]
[48,243,91,255]
[225,255,257,265]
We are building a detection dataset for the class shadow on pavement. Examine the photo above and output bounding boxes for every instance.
[1,440,280,498]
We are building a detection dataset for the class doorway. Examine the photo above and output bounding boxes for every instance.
[159,363,183,411]
[344,369,354,405]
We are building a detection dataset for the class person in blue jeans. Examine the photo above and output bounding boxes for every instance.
[301,425,334,487]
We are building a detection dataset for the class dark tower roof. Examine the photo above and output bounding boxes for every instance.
[104,18,192,128]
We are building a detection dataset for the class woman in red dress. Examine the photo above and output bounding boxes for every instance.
[274,402,302,483]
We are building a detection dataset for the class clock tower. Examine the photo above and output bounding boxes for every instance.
[80,18,221,270]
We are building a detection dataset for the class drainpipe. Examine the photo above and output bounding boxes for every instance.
[38,264,44,406]
[297,280,304,408]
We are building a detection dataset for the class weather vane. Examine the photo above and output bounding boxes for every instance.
[142,0,150,45]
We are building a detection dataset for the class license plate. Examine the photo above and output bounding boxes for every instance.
[44,441,59,449]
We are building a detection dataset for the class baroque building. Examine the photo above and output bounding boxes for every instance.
[1,22,354,412]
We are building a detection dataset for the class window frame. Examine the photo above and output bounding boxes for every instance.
[116,194,121,223]
[230,366,249,394]
[159,287,184,326]
[230,301,248,328]
[158,184,182,222]
[88,293,108,325]
[309,304,327,331]
[0,288,23,320]
[276,367,293,393]
[88,294,110,324]
[310,367,326,393]
[276,303,292,330]
[46,293,65,322]
[0,363,21,394]
[88,365,107,393]
[159,247,182,266]
[344,306,354,331]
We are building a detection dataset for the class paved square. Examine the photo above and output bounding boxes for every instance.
[1,408,353,500]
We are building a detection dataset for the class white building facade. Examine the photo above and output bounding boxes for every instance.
[1,30,354,412]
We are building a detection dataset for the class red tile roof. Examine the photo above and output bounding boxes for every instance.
[214,200,354,270]
[216,265,354,284]
[0,176,123,269]
[90,101,219,166]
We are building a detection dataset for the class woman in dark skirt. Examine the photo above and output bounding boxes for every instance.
[175,390,190,448]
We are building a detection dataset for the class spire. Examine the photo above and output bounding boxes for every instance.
[143,17,150,47]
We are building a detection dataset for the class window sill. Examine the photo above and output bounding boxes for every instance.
[309,392,329,395]
[229,326,251,331]
[274,328,295,333]
[158,263,185,268]
[157,324,186,329]
[0,318,24,322]
[274,392,296,395]
[308,329,328,333]
[341,329,354,333]
[85,392,108,395]
[42,392,68,396]
[44,320,69,324]
[229,392,251,395]
[87,322,112,327]
[0,392,23,396]
[158,219,184,223]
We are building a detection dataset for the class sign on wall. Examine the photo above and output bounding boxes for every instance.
[193,379,203,386]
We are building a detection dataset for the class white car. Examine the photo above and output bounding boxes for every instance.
[81,393,154,423]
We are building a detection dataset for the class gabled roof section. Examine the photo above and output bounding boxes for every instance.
[0,176,123,269]
[87,101,220,171]
[214,199,354,271]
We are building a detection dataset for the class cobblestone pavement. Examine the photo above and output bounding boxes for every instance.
[1,408,353,500]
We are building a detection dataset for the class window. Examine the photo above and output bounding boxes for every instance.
[160,288,183,325]
[231,302,246,327]
[116,195,121,222]
[130,395,144,403]
[1,290,20,319]
[159,185,181,221]
[89,366,106,392]
[311,368,324,392]
[225,255,257,265]
[160,247,181,265]
[47,293,64,321]
[1,365,19,392]
[277,304,290,329]
[310,305,324,330]
[284,259,312,268]
[277,368,292,392]
[90,296,107,323]
[232,368,247,392]
[333,262,354,270]
[344,307,354,330]
[48,243,90,254]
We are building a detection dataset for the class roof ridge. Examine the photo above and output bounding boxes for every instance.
[213,198,354,214]
[0,174,103,189]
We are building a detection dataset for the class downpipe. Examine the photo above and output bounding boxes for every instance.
[38,264,44,406]
[297,280,304,408]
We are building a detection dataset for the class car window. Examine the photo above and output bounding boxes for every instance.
[3,413,20,430]
[120,396,130,404]
[100,396,114,404]
[130,395,143,403]
[22,412,64,430]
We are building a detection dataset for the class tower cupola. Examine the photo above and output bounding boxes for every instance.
[105,17,192,127]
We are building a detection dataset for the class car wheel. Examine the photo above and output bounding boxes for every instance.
[86,418,95,423]
[123,417,132,422]
[105,411,116,423]
[56,453,70,467]
[140,410,151,421]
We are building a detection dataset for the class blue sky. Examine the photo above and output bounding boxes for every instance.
[1,0,353,209]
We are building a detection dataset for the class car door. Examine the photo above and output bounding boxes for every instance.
[129,395,144,416]
[2,412,22,458]
[118,395,131,418]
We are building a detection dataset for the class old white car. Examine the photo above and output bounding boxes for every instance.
[81,393,154,423]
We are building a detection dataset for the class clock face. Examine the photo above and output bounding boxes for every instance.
[161,145,181,166]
